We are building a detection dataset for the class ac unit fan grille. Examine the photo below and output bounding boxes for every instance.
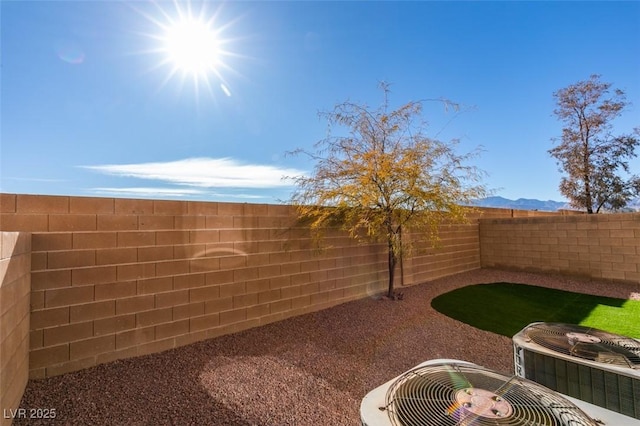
[383,362,598,426]
[524,323,640,368]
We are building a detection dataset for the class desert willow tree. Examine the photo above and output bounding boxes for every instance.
[288,83,487,299]
[549,74,640,213]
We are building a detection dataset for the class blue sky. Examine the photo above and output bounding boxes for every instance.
[2,1,639,204]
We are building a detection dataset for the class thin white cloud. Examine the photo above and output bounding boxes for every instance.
[208,192,267,199]
[4,177,68,182]
[90,187,269,200]
[91,187,205,198]
[82,157,305,189]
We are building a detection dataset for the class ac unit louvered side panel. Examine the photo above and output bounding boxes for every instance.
[520,348,640,420]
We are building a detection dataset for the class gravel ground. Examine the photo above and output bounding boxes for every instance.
[16,269,640,425]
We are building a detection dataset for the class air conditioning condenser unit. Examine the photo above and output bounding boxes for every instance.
[361,358,638,425]
[513,322,640,420]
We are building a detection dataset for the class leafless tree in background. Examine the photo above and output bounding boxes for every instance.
[549,74,640,213]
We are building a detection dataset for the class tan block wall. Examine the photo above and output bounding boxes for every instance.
[0,232,31,426]
[403,223,481,285]
[1,194,493,379]
[388,208,571,287]
[480,213,640,282]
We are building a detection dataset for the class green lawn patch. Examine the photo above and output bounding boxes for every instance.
[431,283,640,338]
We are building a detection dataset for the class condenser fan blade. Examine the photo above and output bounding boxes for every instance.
[384,362,599,426]
[523,323,640,368]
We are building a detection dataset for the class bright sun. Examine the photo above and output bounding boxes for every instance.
[164,18,220,76]
[137,1,238,98]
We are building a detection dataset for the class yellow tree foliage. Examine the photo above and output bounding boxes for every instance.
[288,83,487,299]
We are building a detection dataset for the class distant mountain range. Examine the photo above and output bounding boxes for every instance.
[473,196,640,212]
[472,196,569,212]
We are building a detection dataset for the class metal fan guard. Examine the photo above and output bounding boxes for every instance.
[524,323,640,368]
[383,362,599,426]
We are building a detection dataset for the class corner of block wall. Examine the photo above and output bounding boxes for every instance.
[4,193,486,380]
[0,231,32,425]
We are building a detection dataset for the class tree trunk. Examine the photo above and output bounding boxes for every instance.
[387,238,397,298]
[585,174,594,214]
[584,145,593,213]
[398,225,404,287]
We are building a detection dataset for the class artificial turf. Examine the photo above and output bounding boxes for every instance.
[430,282,640,338]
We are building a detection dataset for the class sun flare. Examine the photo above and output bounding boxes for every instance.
[136,1,240,98]
[164,17,220,76]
